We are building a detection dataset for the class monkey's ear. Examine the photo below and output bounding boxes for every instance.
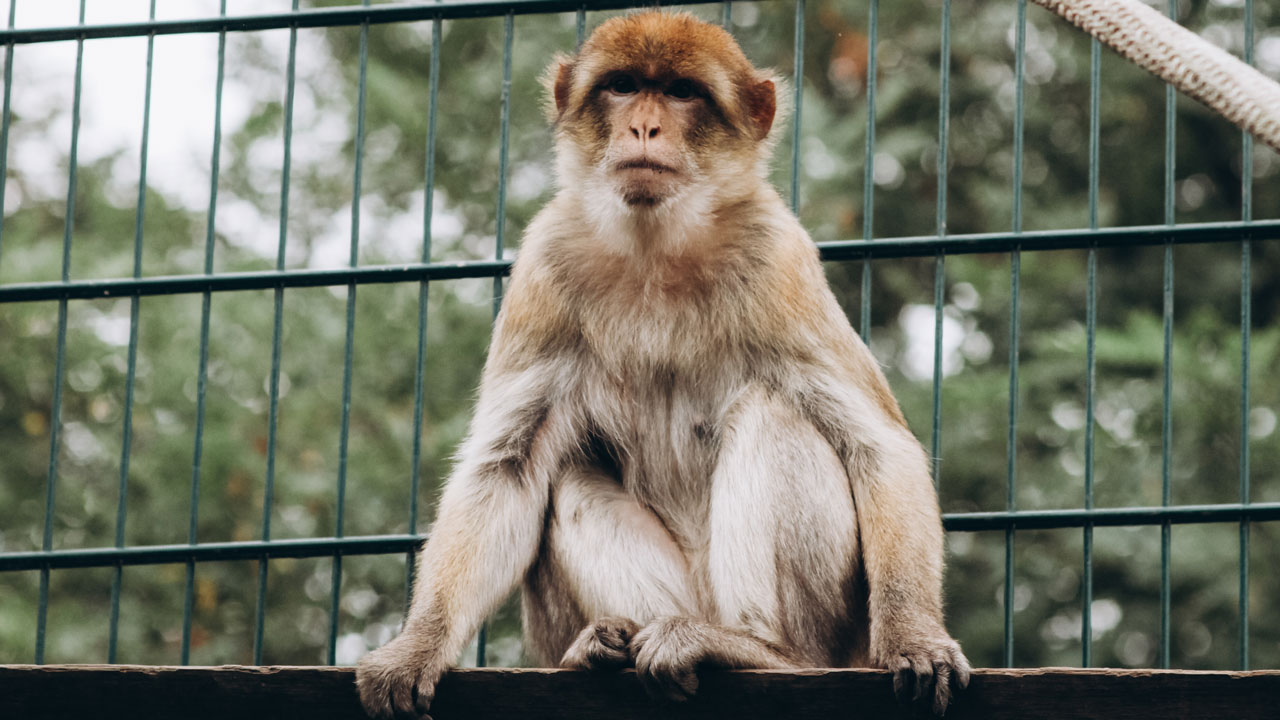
[744,79,776,140]
[553,60,573,116]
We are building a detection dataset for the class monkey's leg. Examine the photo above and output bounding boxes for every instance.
[631,388,862,701]
[523,465,698,669]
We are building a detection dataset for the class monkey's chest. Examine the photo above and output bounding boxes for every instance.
[570,275,771,539]
[575,362,738,544]
[574,260,765,374]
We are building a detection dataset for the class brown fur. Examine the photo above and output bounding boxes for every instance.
[356,12,969,720]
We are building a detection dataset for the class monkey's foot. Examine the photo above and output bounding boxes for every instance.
[561,616,641,671]
[630,617,707,702]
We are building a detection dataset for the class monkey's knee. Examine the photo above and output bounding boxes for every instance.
[547,469,696,621]
[560,616,641,670]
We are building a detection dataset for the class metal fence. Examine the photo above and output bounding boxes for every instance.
[0,0,1278,673]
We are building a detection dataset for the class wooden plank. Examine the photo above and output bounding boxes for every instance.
[1,665,1278,719]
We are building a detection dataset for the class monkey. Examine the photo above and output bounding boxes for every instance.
[356,11,970,719]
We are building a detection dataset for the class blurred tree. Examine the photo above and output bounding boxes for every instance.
[1,0,1277,671]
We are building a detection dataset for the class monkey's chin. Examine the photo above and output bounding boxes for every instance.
[619,190,665,207]
[616,179,676,208]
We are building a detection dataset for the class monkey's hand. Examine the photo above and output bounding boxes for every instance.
[876,630,972,717]
[561,617,641,670]
[355,634,449,720]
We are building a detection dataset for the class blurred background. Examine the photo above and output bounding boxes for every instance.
[0,0,1278,671]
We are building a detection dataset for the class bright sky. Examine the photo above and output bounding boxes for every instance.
[3,0,454,271]
[6,0,1277,258]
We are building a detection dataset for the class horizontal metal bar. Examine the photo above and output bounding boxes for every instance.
[0,0,735,45]
[5,502,1277,572]
[2,220,1276,304]
[0,535,422,572]
[0,260,512,303]
[817,219,1280,262]
[943,502,1280,532]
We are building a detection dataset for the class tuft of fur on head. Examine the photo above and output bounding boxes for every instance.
[543,11,790,246]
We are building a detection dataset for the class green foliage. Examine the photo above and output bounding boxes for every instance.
[1,0,1278,671]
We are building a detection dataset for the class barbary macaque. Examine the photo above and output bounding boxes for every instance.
[357,11,970,718]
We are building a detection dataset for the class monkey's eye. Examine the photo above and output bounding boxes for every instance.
[666,79,697,100]
[608,75,638,95]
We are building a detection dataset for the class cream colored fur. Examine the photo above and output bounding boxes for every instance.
[356,12,969,720]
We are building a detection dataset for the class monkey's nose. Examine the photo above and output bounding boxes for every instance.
[630,123,660,140]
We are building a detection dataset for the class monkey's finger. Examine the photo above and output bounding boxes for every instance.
[590,642,631,668]
[637,659,694,704]
[599,617,640,646]
[658,672,695,703]
[366,695,392,720]
[932,664,953,717]
[673,667,699,699]
[412,679,436,718]
[576,638,628,669]
[636,665,666,702]
[388,684,417,720]
[649,664,690,703]
[357,681,391,720]
[910,656,936,707]
[383,682,406,717]
[890,656,914,703]
[596,627,622,651]
[951,650,973,690]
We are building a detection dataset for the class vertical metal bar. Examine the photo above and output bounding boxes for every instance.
[109,0,157,665]
[476,10,515,669]
[790,0,803,214]
[1082,35,1100,669]
[254,0,300,666]
[330,0,371,666]
[858,0,876,341]
[0,0,17,267]
[407,4,443,615]
[1011,0,1026,237]
[931,0,950,484]
[1004,261,1020,669]
[183,0,227,667]
[931,254,943,483]
[576,6,585,48]
[492,10,512,324]
[1004,0,1027,669]
[1237,0,1253,673]
[1159,0,1176,672]
[37,0,87,666]
[720,1,732,29]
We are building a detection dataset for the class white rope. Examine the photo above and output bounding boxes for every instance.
[1032,0,1280,154]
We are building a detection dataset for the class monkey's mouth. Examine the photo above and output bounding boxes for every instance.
[616,159,678,175]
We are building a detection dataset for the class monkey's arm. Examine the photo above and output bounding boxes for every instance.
[356,360,567,720]
[802,366,971,715]
[356,234,578,719]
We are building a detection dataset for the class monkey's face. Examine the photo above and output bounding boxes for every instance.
[594,72,710,207]
[548,12,779,212]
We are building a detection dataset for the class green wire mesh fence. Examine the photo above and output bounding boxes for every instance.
[0,0,1278,672]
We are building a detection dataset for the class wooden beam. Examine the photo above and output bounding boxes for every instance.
[1,665,1278,719]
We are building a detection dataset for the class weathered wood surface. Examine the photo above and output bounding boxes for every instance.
[2,665,1278,719]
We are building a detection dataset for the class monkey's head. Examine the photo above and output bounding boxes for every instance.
[547,12,780,214]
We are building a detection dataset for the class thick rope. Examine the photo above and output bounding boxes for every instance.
[1033,0,1280,154]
